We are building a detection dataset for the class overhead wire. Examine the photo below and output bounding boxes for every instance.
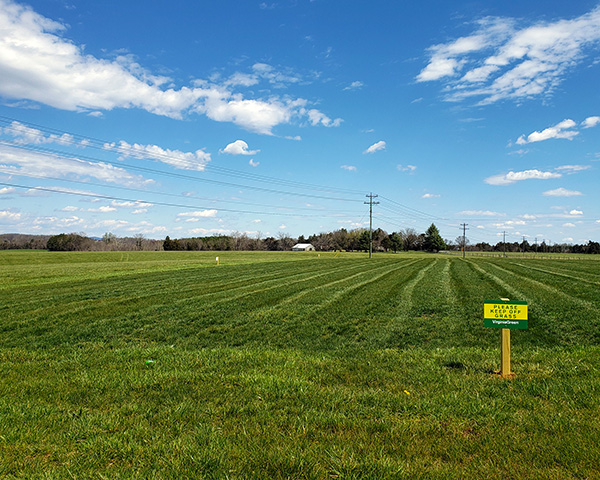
[0,181,363,219]
[0,115,364,195]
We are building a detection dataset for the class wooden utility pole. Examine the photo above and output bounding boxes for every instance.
[365,193,379,259]
[460,223,468,258]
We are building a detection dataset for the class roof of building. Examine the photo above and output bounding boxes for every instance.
[292,243,314,249]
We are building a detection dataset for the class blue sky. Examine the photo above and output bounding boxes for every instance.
[1,0,599,245]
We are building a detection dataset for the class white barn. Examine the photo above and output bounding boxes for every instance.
[292,243,315,251]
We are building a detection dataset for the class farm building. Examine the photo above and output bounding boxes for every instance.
[292,243,315,251]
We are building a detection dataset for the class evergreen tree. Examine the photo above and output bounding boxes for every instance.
[424,223,446,252]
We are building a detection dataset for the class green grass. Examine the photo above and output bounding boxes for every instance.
[1,251,599,479]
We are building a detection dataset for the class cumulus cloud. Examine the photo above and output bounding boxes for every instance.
[104,141,210,171]
[0,209,21,221]
[364,140,386,154]
[582,116,600,128]
[221,140,259,155]
[516,119,578,144]
[305,109,343,127]
[341,165,357,171]
[0,1,340,134]
[0,186,16,195]
[485,169,561,185]
[177,210,218,218]
[417,7,600,104]
[249,159,259,167]
[543,187,582,197]
[569,209,583,215]
[422,193,440,198]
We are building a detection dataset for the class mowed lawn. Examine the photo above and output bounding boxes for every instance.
[1,250,599,479]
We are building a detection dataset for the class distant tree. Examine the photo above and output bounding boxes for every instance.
[424,224,446,252]
[402,228,419,251]
[387,232,403,253]
[47,233,92,251]
[134,233,145,251]
[357,230,370,252]
[587,240,600,254]
[277,232,295,251]
[163,236,180,251]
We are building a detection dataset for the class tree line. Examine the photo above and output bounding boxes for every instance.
[1,225,598,254]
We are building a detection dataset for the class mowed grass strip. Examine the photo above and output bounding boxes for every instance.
[2,251,600,478]
[1,345,599,479]
[469,258,600,347]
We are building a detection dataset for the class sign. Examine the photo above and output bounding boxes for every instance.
[484,299,528,329]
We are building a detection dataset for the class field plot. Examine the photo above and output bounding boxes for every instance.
[1,251,599,479]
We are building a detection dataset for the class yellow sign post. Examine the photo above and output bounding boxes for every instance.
[484,298,528,378]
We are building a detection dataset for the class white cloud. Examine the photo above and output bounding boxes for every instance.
[563,237,574,242]
[344,81,364,90]
[177,210,218,218]
[341,165,356,171]
[59,206,80,212]
[556,164,591,174]
[305,109,343,127]
[397,164,417,173]
[248,159,259,167]
[1,121,75,146]
[0,186,16,195]
[188,228,231,235]
[0,144,151,187]
[563,222,576,227]
[417,7,600,104]
[88,205,116,213]
[221,140,259,155]
[459,210,505,216]
[422,193,440,198]
[0,2,340,135]
[111,200,153,208]
[582,116,600,128]
[543,187,583,197]
[105,141,210,171]
[516,119,578,144]
[0,209,21,221]
[569,209,583,215]
[485,169,561,185]
[364,140,386,154]
[278,224,287,229]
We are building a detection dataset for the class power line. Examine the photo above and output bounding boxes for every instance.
[0,115,363,195]
[0,181,361,219]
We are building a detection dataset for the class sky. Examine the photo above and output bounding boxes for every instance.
[0,0,599,246]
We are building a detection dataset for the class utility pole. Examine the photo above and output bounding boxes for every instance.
[503,231,507,257]
[365,193,379,259]
[460,223,468,258]
[522,236,526,257]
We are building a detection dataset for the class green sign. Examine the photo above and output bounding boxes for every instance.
[484,299,528,330]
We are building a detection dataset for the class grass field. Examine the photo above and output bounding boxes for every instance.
[1,250,599,479]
